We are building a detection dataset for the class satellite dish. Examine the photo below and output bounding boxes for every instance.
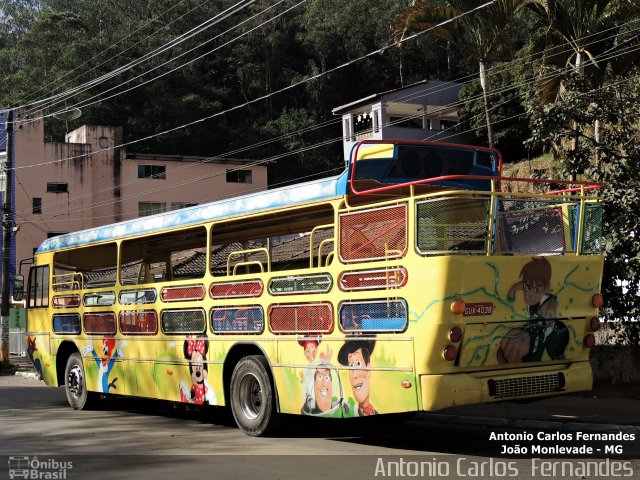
[53,108,82,121]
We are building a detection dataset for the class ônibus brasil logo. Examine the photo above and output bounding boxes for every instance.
[8,456,73,479]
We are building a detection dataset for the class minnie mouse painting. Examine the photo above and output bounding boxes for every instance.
[179,336,217,405]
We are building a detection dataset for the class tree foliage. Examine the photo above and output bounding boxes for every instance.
[528,74,640,343]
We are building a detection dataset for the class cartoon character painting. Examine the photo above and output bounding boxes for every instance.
[298,336,332,403]
[26,336,43,377]
[179,336,216,405]
[301,360,350,417]
[498,257,569,364]
[506,256,559,319]
[82,336,124,392]
[338,337,378,416]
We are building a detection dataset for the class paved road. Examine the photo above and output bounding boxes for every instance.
[1,375,639,480]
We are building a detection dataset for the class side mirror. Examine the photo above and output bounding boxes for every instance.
[13,275,24,301]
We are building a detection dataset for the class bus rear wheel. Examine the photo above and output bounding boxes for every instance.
[64,353,96,410]
[230,355,278,436]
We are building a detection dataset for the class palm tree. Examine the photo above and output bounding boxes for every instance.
[394,0,532,148]
[529,0,640,166]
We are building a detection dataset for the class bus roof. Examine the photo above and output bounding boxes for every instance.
[36,170,349,253]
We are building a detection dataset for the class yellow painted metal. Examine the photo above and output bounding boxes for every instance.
[52,272,83,291]
[309,223,334,268]
[576,185,586,254]
[486,179,496,255]
[355,143,395,161]
[226,247,270,275]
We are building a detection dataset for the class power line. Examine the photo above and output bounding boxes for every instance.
[15,0,258,115]
[16,0,206,105]
[35,0,305,122]
[17,66,639,225]
[12,36,639,221]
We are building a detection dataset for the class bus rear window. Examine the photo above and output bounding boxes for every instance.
[353,144,496,191]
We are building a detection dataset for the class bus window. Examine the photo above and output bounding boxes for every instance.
[120,227,207,285]
[28,265,50,308]
[353,144,497,191]
[53,243,117,291]
[210,204,335,276]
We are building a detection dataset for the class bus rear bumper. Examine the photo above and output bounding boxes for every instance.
[420,361,593,411]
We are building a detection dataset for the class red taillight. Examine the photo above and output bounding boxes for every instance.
[448,326,463,343]
[450,299,465,315]
[590,317,601,332]
[442,345,458,361]
[592,293,604,308]
[584,334,596,348]
[401,380,412,389]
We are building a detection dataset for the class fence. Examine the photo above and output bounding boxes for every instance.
[9,329,26,356]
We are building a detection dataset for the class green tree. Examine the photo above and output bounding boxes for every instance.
[394,0,532,148]
[528,0,640,170]
[528,73,640,344]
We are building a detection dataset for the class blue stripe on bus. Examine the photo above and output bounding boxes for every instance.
[37,171,349,253]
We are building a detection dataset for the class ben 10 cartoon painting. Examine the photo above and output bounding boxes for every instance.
[498,257,569,364]
[300,336,378,417]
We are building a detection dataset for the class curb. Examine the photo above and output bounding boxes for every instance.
[416,412,640,433]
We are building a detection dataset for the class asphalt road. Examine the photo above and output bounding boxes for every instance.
[1,375,639,480]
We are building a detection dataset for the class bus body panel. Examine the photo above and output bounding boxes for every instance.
[408,255,603,378]
[420,361,593,411]
[273,336,419,417]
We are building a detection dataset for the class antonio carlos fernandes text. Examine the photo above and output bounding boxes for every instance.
[374,458,635,477]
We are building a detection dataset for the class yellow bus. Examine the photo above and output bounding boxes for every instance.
[23,140,604,436]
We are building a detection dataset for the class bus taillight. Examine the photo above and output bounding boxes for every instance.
[589,317,601,332]
[592,293,604,308]
[584,334,596,348]
[450,299,465,315]
[448,326,462,343]
[442,345,458,361]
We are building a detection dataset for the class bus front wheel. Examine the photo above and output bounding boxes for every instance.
[64,353,96,410]
[230,355,278,436]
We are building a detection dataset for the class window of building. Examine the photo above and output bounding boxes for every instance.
[138,164,166,179]
[226,169,252,184]
[440,120,458,131]
[171,202,198,211]
[138,202,166,217]
[389,116,423,129]
[47,183,68,193]
[33,198,42,214]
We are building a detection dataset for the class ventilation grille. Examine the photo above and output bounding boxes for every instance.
[488,373,565,399]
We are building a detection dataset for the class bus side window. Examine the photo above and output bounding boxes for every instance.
[28,265,50,308]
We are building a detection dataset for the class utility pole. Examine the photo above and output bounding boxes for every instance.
[1,109,14,362]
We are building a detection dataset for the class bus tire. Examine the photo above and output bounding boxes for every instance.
[64,352,96,410]
[230,355,278,436]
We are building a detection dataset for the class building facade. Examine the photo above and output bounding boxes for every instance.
[333,80,469,161]
[8,111,267,279]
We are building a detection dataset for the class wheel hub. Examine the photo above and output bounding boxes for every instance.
[238,373,262,420]
[68,365,84,398]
